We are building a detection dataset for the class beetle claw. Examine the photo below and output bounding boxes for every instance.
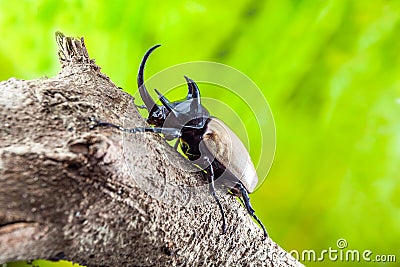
[88,117,100,129]
[222,225,227,235]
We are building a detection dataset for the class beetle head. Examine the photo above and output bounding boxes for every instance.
[137,45,209,131]
[155,76,210,130]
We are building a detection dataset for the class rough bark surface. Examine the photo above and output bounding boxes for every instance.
[0,33,303,267]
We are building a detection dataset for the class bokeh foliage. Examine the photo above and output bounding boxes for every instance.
[1,0,399,266]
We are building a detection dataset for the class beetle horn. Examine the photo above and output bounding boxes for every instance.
[184,76,201,112]
[137,44,161,113]
[184,76,200,99]
[154,89,175,112]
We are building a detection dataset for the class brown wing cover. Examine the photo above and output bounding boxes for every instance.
[202,118,258,192]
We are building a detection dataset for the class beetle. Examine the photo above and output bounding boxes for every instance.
[91,45,268,239]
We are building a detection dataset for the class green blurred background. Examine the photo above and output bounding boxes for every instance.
[1,0,399,266]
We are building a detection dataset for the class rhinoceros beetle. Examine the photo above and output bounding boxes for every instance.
[91,45,268,239]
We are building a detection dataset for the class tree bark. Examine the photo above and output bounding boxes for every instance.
[0,32,302,267]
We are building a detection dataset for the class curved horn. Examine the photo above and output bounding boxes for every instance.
[184,76,201,112]
[137,44,161,112]
[184,76,200,99]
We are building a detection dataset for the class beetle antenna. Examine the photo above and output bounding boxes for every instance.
[137,44,161,113]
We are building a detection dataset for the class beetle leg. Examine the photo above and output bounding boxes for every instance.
[236,182,268,240]
[204,157,227,235]
[135,104,147,109]
[236,194,246,207]
[90,118,181,138]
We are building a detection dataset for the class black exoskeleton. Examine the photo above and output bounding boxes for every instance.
[91,45,268,240]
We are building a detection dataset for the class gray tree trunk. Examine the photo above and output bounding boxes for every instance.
[0,33,303,267]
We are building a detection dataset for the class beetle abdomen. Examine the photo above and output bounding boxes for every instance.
[201,118,258,193]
